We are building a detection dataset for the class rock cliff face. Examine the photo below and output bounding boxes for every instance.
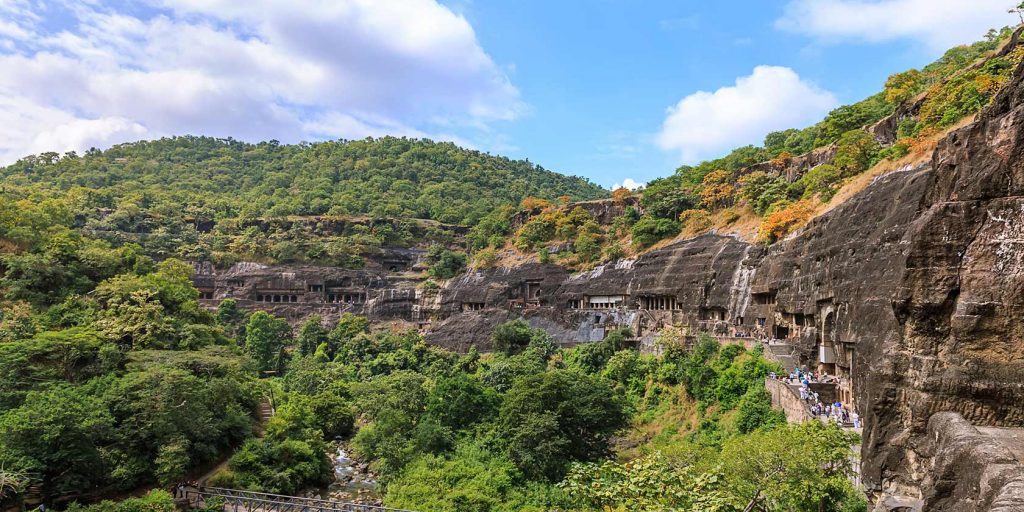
[919,413,1024,511]
[422,60,1024,509]
[187,59,1024,510]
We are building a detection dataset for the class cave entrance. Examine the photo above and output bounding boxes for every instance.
[773,325,790,339]
[817,311,838,374]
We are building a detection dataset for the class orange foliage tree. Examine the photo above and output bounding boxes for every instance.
[757,200,815,244]
[521,196,553,211]
[699,170,736,210]
[611,187,632,204]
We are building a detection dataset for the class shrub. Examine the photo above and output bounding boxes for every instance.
[515,215,556,250]
[735,387,786,433]
[875,143,910,164]
[678,209,712,234]
[574,231,600,263]
[757,200,816,244]
[833,130,880,177]
[473,247,498,269]
[630,216,680,249]
[602,241,626,262]
[425,245,467,279]
[796,164,843,202]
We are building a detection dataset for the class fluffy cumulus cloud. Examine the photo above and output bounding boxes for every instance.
[776,0,1018,50]
[612,178,644,191]
[0,0,522,164]
[656,66,837,163]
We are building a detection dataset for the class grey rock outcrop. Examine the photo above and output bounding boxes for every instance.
[424,57,1024,509]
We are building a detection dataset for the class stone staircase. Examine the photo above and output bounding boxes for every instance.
[766,341,799,373]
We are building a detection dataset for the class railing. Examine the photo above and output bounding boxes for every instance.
[179,486,414,512]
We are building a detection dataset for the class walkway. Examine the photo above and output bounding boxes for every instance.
[177,486,413,512]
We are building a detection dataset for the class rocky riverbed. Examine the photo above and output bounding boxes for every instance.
[310,443,382,505]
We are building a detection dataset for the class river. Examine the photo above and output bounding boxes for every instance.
[315,443,382,505]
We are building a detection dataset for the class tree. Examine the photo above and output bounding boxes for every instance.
[758,200,815,244]
[699,170,736,209]
[630,216,681,248]
[490,319,544,355]
[735,387,786,433]
[425,245,468,279]
[560,453,732,511]
[0,385,114,497]
[832,130,881,176]
[328,313,371,361]
[611,187,632,204]
[496,370,626,481]
[719,422,862,511]
[1011,2,1024,24]
[244,311,291,373]
[639,178,699,220]
[308,392,355,438]
[351,371,429,478]
[884,69,924,105]
[424,374,498,432]
[216,299,246,339]
[296,316,328,357]
[795,163,843,201]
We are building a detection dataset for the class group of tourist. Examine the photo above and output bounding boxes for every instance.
[769,368,861,429]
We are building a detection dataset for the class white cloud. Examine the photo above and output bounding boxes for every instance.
[656,66,837,164]
[776,0,1018,50]
[612,178,644,191]
[0,0,522,164]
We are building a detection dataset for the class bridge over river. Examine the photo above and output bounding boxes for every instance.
[177,486,414,512]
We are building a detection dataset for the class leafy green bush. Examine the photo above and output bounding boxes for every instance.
[630,216,681,248]
[425,245,468,279]
[832,130,881,176]
[496,370,627,481]
[65,490,175,512]
[735,387,786,433]
[796,164,843,201]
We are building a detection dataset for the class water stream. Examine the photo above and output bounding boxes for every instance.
[316,444,381,505]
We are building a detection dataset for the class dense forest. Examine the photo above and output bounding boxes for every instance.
[0,137,604,267]
[0,262,865,512]
[0,136,605,226]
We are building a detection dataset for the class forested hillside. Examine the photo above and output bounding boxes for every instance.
[0,136,605,226]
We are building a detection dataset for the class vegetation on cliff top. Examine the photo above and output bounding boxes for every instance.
[499,27,1023,267]
[640,27,1022,245]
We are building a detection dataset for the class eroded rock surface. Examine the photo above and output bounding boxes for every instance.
[425,58,1024,508]
[188,60,1024,511]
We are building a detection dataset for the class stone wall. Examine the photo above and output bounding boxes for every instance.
[765,378,812,424]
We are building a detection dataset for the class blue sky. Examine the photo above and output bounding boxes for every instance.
[0,0,1017,189]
